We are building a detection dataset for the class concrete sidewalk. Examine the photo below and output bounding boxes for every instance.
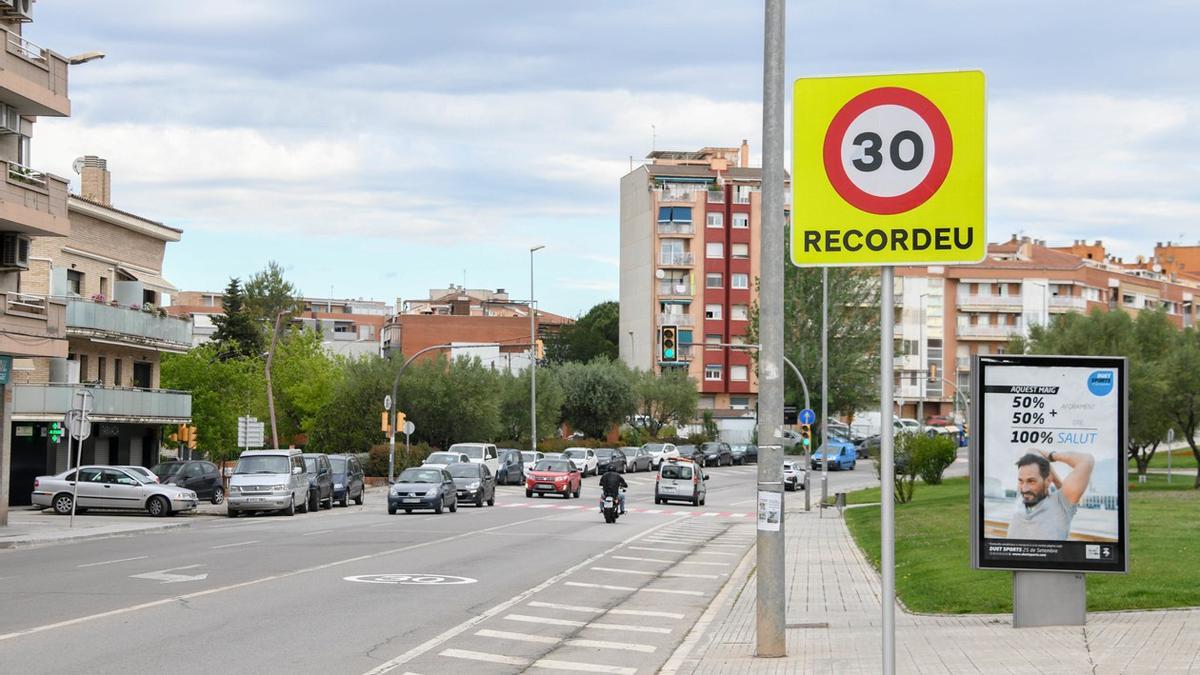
[0,508,197,549]
[668,502,1200,674]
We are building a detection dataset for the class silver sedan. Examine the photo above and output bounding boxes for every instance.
[31,466,199,517]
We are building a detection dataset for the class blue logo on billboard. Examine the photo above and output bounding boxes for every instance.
[1087,370,1114,396]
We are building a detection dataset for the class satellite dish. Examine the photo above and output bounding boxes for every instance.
[655,269,665,279]
[72,157,85,175]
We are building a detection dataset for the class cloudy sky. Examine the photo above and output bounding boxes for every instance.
[28,1,1199,316]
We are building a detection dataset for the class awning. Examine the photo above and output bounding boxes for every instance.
[117,266,178,294]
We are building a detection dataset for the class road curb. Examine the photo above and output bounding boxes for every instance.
[0,519,198,550]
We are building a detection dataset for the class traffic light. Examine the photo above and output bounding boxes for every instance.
[175,424,189,444]
[660,325,678,362]
[535,339,545,360]
[381,411,391,434]
[396,411,406,432]
[929,363,938,382]
[800,423,813,449]
[187,426,198,450]
[48,422,64,444]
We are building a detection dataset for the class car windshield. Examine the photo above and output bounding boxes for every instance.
[783,463,797,471]
[594,449,613,459]
[454,446,486,459]
[397,468,443,483]
[643,443,666,453]
[534,460,572,473]
[448,464,481,478]
[329,457,347,472]
[702,443,722,451]
[521,452,539,462]
[661,464,693,480]
[151,462,184,478]
[564,449,586,459]
[233,456,290,475]
[303,457,317,472]
[425,453,459,464]
[676,445,696,454]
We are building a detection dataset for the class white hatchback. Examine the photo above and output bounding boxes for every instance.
[562,448,598,476]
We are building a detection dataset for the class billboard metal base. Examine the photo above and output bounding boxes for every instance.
[1012,571,1086,628]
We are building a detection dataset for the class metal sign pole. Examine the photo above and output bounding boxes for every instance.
[880,266,896,674]
[821,267,829,504]
[67,413,79,527]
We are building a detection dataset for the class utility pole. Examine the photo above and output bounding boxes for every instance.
[881,267,897,674]
[821,267,829,504]
[530,245,544,455]
[265,310,286,448]
[756,0,786,658]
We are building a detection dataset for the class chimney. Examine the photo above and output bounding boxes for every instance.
[79,155,112,206]
[739,139,749,168]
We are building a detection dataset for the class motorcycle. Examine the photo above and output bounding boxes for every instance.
[600,490,624,524]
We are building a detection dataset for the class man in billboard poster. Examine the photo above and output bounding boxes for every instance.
[1008,449,1095,540]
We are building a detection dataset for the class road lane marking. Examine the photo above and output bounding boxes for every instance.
[476,628,658,653]
[676,560,730,567]
[439,649,526,667]
[0,512,566,645]
[704,543,745,548]
[564,581,703,596]
[301,530,333,537]
[590,567,720,580]
[77,556,148,568]
[626,546,689,554]
[209,540,260,549]
[504,614,671,634]
[526,601,685,619]
[610,555,672,564]
[361,515,690,675]
[440,649,636,675]
[692,551,736,556]
[475,628,557,644]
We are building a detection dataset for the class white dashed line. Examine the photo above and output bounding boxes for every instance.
[610,555,673,564]
[301,530,333,537]
[626,546,690,554]
[210,540,260,549]
[590,566,720,580]
[440,649,636,675]
[526,601,685,619]
[475,629,657,654]
[504,614,671,634]
[77,556,148,568]
[564,581,703,596]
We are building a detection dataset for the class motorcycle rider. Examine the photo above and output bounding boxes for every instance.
[598,464,628,515]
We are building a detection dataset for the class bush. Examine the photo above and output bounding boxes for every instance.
[364,442,438,478]
[659,425,678,440]
[871,432,918,503]
[537,437,610,453]
[912,433,957,485]
[685,433,709,445]
[620,425,646,447]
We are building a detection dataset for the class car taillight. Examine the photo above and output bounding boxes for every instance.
[33,479,39,489]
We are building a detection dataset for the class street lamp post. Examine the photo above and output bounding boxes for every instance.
[530,245,544,456]
[917,293,929,426]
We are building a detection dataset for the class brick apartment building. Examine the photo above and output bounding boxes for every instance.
[619,143,769,438]
[894,235,1200,422]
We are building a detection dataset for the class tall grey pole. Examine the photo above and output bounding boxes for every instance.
[918,295,927,425]
[880,266,896,674]
[820,267,829,503]
[756,0,786,659]
[530,245,544,454]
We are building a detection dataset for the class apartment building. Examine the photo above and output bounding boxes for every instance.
[6,157,193,505]
[619,142,764,432]
[0,3,77,522]
[893,236,1200,422]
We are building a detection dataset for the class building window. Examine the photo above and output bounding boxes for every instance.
[698,395,716,410]
[731,243,750,259]
[705,333,722,350]
[679,330,693,348]
[705,304,722,320]
[114,359,123,387]
[730,396,750,409]
[706,273,723,289]
[97,357,107,385]
[17,134,30,166]
[658,206,692,223]
[705,364,722,381]
[729,334,747,346]
[67,270,83,296]
[731,273,749,289]
[731,304,749,321]
[78,355,88,382]
[730,365,748,381]
[706,242,724,259]
[732,213,749,228]
[706,212,723,228]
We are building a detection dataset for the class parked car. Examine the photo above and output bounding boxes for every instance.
[123,465,159,484]
[563,448,598,476]
[423,451,471,467]
[641,442,678,468]
[226,449,310,517]
[151,460,225,504]
[700,442,733,467]
[594,448,627,474]
[627,446,654,472]
[783,460,805,491]
[520,451,545,479]
[448,462,495,507]
[301,453,335,511]
[495,449,525,485]
[618,446,641,472]
[525,458,582,499]
[31,466,198,517]
[328,454,365,507]
[654,457,707,506]
[448,443,500,475]
[730,444,758,465]
[388,466,458,514]
[811,443,858,471]
[898,418,923,434]
[675,444,701,462]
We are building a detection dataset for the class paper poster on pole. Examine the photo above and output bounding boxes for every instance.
[757,491,782,532]
[970,355,1128,573]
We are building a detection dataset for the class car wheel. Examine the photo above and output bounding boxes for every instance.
[308,490,319,513]
[573,486,581,499]
[298,492,309,513]
[692,495,699,507]
[322,493,333,509]
[52,493,74,515]
[449,499,457,513]
[526,489,533,498]
[211,486,225,505]
[487,494,495,506]
[353,489,364,506]
[388,504,397,515]
[285,497,296,517]
[434,499,443,514]
[226,508,238,518]
[475,493,484,507]
[700,495,706,506]
[404,509,412,514]
[147,495,170,518]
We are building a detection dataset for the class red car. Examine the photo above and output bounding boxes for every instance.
[525,458,581,499]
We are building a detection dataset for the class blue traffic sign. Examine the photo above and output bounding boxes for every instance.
[798,408,816,425]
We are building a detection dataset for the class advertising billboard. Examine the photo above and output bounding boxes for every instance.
[970,355,1128,573]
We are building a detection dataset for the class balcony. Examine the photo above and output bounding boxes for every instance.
[0,30,70,117]
[706,190,724,203]
[0,292,67,357]
[956,356,971,370]
[0,163,70,237]
[956,294,1022,311]
[657,222,694,236]
[657,281,691,297]
[1049,296,1088,311]
[659,252,694,267]
[656,189,699,203]
[65,298,193,352]
[658,313,694,327]
[957,324,1023,340]
[12,383,192,423]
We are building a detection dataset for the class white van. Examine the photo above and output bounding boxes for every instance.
[226,449,310,517]
[448,443,500,475]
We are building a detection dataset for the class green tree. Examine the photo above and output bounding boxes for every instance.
[633,368,698,437]
[269,328,339,442]
[546,301,620,364]
[307,354,395,455]
[496,367,565,444]
[160,343,264,462]
[244,260,301,327]
[747,267,881,418]
[556,358,637,438]
[1161,328,1200,488]
[396,355,502,449]
[210,278,262,359]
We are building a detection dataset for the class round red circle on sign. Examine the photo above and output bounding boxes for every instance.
[822,87,953,215]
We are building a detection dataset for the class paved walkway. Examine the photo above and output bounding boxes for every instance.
[670,502,1200,674]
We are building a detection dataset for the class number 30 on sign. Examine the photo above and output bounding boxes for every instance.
[791,70,985,266]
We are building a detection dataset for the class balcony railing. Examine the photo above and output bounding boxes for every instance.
[657,189,700,202]
[12,383,192,423]
[956,356,971,370]
[706,190,724,203]
[657,282,691,297]
[957,294,1023,309]
[1049,296,1088,310]
[657,222,694,235]
[658,313,694,327]
[1,161,70,236]
[659,252,694,266]
[957,324,1022,339]
[64,297,193,351]
[1,28,69,117]
[0,293,66,356]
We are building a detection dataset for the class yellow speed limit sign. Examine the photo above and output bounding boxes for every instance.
[791,70,985,266]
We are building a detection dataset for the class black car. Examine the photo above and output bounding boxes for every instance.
[675,444,700,462]
[328,454,365,507]
[700,442,733,467]
[151,460,225,504]
[388,467,458,514]
[495,449,525,485]
[301,453,334,511]
[594,448,627,473]
[449,462,496,507]
[730,443,758,465]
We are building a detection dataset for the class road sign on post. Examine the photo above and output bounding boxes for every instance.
[798,408,815,425]
[237,416,265,449]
